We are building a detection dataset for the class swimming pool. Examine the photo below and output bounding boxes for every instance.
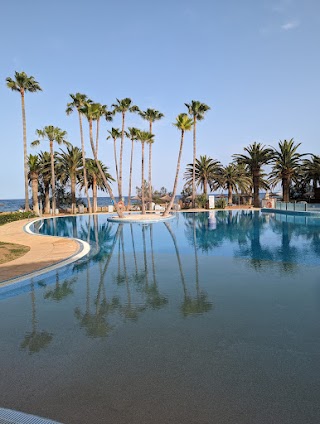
[0,211,320,423]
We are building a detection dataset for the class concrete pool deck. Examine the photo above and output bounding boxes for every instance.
[0,218,82,284]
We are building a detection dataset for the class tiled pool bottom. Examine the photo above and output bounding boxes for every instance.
[0,211,320,423]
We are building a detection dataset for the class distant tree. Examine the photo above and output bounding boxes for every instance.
[213,163,251,205]
[163,114,193,217]
[28,154,40,216]
[125,127,140,209]
[107,127,121,195]
[66,93,92,213]
[184,155,222,196]
[270,139,307,202]
[185,100,210,207]
[233,142,273,207]
[139,108,164,205]
[85,159,114,212]
[6,71,42,211]
[136,131,154,214]
[112,98,139,199]
[31,126,69,215]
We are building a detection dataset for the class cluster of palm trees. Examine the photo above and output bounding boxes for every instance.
[185,140,320,207]
[6,71,319,217]
[6,71,213,218]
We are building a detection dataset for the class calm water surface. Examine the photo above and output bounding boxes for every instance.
[0,211,320,424]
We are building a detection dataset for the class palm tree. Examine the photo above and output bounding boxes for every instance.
[28,154,40,215]
[302,155,320,192]
[6,71,42,211]
[38,151,52,214]
[56,145,83,213]
[125,127,140,210]
[233,142,273,207]
[139,109,164,205]
[111,98,139,200]
[214,163,251,205]
[31,126,69,215]
[85,159,114,212]
[136,130,154,214]
[66,93,92,213]
[184,155,222,196]
[185,100,210,208]
[163,114,193,217]
[107,127,121,196]
[81,102,124,218]
[270,139,307,202]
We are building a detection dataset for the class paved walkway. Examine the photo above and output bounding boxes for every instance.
[0,219,79,283]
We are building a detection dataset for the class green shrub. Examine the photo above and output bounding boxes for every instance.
[215,198,227,209]
[196,194,208,209]
[0,212,36,226]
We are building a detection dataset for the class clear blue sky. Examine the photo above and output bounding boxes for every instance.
[1,0,319,199]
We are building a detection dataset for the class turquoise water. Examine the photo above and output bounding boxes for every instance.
[0,211,320,423]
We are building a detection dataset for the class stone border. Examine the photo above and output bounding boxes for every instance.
[107,213,176,224]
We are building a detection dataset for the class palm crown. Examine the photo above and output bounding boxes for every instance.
[6,71,42,94]
[185,100,210,120]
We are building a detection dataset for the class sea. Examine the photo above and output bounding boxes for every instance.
[0,194,267,213]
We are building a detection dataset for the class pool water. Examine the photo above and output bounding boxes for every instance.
[0,211,320,424]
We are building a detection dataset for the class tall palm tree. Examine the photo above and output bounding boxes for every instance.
[139,109,164,205]
[28,154,40,216]
[125,127,140,210]
[213,163,251,205]
[184,155,222,196]
[107,127,121,196]
[31,126,69,215]
[136,130,154,214]
[85,159,114,212]
[66,93,92,213]
[185,100,210,208]
[81,102,124,218]
[163,114,193,217]
[233,142,273,207]
[38,151,51,214]
[111,98,139,200]
[270,139,307,202]
[6,71,42,211]
[56,145,83,213]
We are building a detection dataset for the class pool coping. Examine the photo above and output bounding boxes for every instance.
[261,208,320,217]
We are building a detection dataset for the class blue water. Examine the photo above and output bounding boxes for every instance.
[0,211,320,424]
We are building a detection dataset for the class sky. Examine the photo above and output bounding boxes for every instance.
[1,0,319,199]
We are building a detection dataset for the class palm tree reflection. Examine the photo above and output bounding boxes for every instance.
[20,280,53,354]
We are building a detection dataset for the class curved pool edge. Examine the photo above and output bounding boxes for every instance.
[0,217,90,289]
[107,213,176,224]
[261,207,320,217]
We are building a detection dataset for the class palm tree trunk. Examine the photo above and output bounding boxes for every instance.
[79,111,92,213]
[93,175,97,212]
[204,177,208,196]
[50,140,56,215]
[127,139,134,210]
[71,174,76,214]
[141,141,146,215]
[282,177,290,202]
[148,121,153,210]
[119,111,125,200]
[163,130,185,217]
[31,172,40,216]
[253,168,260,207]
[88,119,124,218]
[95,117,100,156]
[192,117,197,208]
[21,89,30,211]
[227,183,233,205]
[44,184,50,214]
[113,138,120,197]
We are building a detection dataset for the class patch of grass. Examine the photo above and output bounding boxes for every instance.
[0,211,36,226]
[0,242,30,264]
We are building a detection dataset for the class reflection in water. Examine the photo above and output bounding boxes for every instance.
[20,280,53,354]
[2,211,320,423]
